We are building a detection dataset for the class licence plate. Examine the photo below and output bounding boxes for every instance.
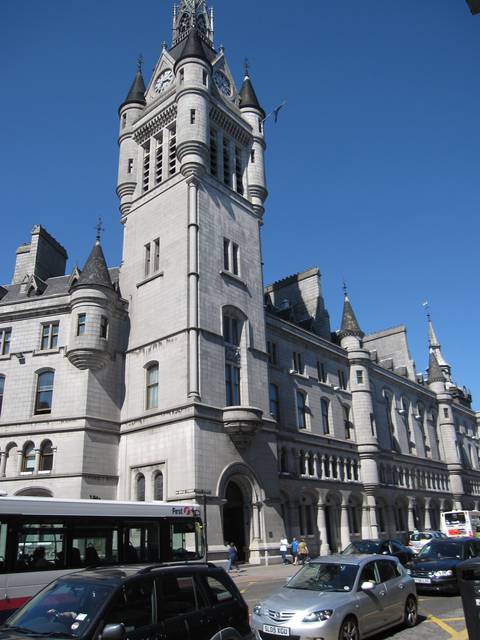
[263,624,290,636]
[414,577,432,584]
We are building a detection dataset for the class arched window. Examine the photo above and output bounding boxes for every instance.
[321,399,330,434]
[296,391,307,429]
[136,474,145,501]
[34,370,54,414]
[39,440,53,472]
[146,363,159,409]
[154,472,164,501]
[0,375,4,415]
[22,442,35,473]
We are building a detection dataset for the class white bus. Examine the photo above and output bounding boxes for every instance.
[0,496,204,620]
[440,510,480,538]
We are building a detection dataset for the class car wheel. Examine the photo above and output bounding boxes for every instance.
[404,595,418,628]
[338,616,359,640]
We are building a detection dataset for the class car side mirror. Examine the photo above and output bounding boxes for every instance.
[361,581,375,591]
[101,623,126,640]
[382,551,389,555]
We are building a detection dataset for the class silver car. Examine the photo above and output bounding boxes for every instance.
[251,554,417,640]
[408,530,446,555]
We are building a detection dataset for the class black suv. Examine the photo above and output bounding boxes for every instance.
[342,539,414,566]
[0,563,253,640]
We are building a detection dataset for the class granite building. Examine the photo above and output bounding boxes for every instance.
[0,0,479,562]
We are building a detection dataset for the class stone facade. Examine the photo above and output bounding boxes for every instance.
[0,0,479,563]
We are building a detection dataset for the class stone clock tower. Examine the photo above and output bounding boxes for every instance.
[116,0,283,561]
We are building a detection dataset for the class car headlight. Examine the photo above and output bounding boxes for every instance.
[434,570,453,577]
[253,604,263,616]
[406,568,411,575]
[302,609,333,622]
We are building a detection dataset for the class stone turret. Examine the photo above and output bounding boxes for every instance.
[117,64,147,219]
[239,72,267,214]
[428,314,451,382]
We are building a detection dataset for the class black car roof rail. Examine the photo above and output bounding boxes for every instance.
[137,560,211,574]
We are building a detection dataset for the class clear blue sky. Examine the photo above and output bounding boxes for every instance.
[1,1,479,407]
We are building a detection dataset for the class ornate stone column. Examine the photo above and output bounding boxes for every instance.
[340,501,351,550]
[316,502,330,555]
[424,498,432,530]
[408,497,416,531]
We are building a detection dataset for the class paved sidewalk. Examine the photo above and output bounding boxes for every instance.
[217,561,301,585]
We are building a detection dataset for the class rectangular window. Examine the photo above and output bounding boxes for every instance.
[292,351,304,374]
[296,391,307,429]
[321,399,330,434]
[269,383,280,421]
[356,370,363,384]
[190,109,196,124]
[202,70,208,86]
[210,128,218,177]
[235,147,244,195]
[40,322,59,350]
[267,340,277,365]
[443,408,449,418]
[100,316,109,339]
[223,137,231,187]
[223,239,239,275]
[77,314,86,336]
[223,238,230,271]
[250,149,255,163]
[0,328,11,355]
[145,243,151,277]
[142,140,151,192]
[168,126,177,176]
[317,361,327,383]
[127,158,134,174]
[225,364,240,406]
[338,369,347,390]
[122,113,127,129]
[153,238,160,272]
[35,370,54,414]
[223,316,240,346]
[155,134,163,184]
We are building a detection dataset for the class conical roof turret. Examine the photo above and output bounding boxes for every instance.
[174,27,212,68]
[338,294,364,340]
[427,351,446,384]
[239,73,265,117]
[119,68,146,112]
[428,316,449,368]
[73,241,113,290]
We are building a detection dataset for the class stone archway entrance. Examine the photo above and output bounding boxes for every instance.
[223,481,247,561]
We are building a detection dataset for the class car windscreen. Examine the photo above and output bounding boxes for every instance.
[418,541,463,560]
[286,562,359,592]
[411,533,431,541]
[342,541,380,554]
[4,578,116,638]
[444,512,466,525]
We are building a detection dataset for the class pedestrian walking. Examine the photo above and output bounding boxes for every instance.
[279,536,289,564]
[297,538,309,565]
[291,537,299,565]
[226,542,240,573]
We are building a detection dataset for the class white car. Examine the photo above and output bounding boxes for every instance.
[408,531,447,555]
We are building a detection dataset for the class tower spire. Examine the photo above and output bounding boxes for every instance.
[422,301,451,379]
[338,290,364,340]
[172,0,213,47]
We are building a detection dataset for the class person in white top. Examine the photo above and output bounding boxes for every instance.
[279,537,289,564]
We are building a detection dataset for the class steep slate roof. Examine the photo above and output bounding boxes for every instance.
[120,69,146,111]
[173,28,215,67]
[339,295,364,339]
[239,75,265,117]
[73,241,113,290]
[427,352,445,384]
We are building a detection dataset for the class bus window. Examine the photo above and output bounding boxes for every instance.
[0,522,6,571]
[125,524,160,562]
[170,520,203,561]
[16,524,65,571]
[72,528,119,566]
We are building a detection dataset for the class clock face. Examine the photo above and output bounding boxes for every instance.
[214,70,232,97]
[154,69,173,93]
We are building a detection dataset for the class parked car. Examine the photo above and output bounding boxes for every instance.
[341,539,414,566]
[252,554,417,640]
[0,563,253,640]
[408,537,480,593]
[408,531,447,555]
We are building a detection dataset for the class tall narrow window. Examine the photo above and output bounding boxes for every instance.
[223,238,230,271]
[190,109,196,124]
[122,113,127,129]
[179,69,184,84]
[22,442,35,473]
[0,328,11,355]
[146,364,159,410]
[35,371,54,414]
[40,322,59,350]
[292,352,304,374]
[155,134,163,184]
[223,239,239,275]
[223,137,231,186]
[338,369,347,390]
[296,391,307,429]
[250,149,255,163]
[0,375,4,415]
[77,314,86,336]
[235,147,244,195]
[269,383,280,421]
[136,474,145,502]
[232,243,239,275]
[168,127,177,176]
[355,370,363,384]
[127,158,134,174]
[223,315,240,346]
[142,140,151,192]
[154,471,164,500]
[267,341,278,365]
[100,316,109,339]
[210,128,218,177]
[343,405,352,439]
[225,364,240,406]
[144,243,151,277]
[153,238,160,272]
[39,440,53,472]
[384,392,397,451]
[321,399,330,434]
[317,361,327,383]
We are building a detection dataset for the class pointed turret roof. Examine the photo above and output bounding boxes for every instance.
[119,69,146,112]
[338,294,364,340]
[174,27,212,68]
[428,316,449,368]
[73,241,113,290]
[239,74,265,117]
[427,352,446,384]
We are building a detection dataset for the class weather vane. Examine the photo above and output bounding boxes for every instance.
[244,57,250,77]
[421,300,431,320]
[342,278,348,297]
[95,217,105,243]
[137,54,143,72]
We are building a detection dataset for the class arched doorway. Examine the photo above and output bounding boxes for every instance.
[223,481,247,561]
